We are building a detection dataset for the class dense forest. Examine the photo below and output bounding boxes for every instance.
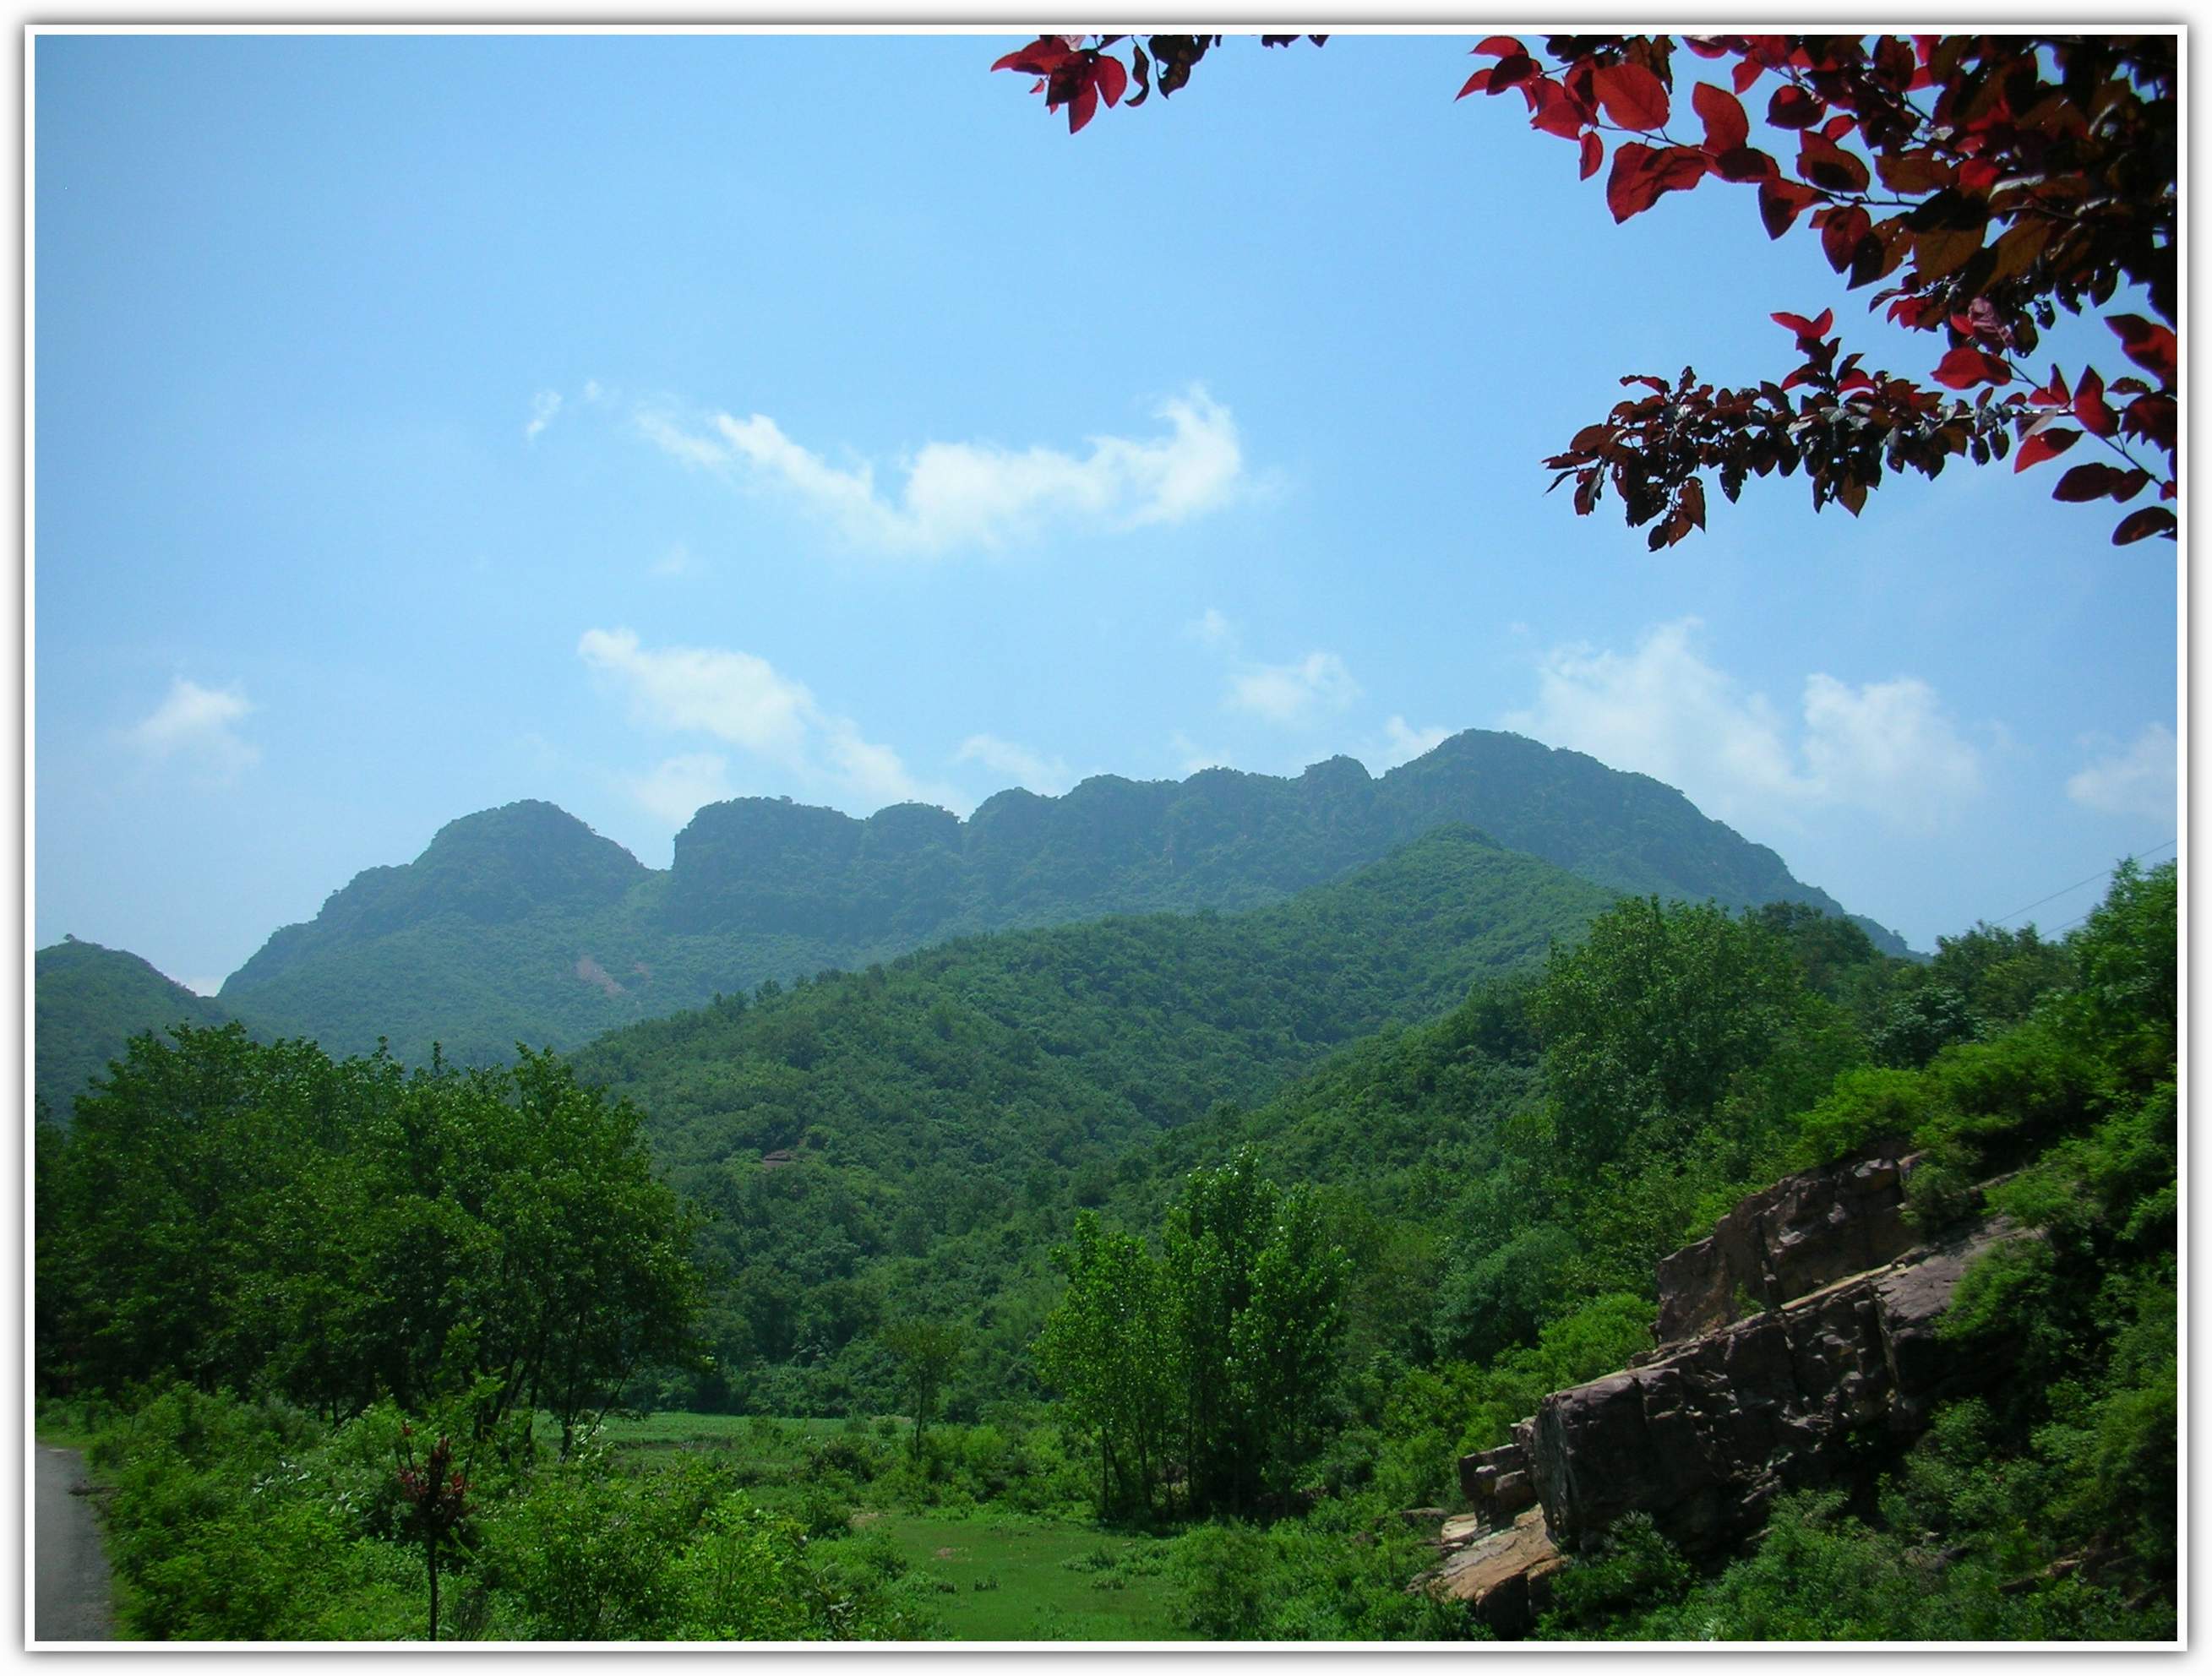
[34,827,2176,1641]
[208,729,1901,1066]
[569,827,1614,1413]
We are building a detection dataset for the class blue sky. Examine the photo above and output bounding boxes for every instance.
[33,31,2178,990]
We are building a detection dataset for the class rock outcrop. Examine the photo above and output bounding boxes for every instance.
[1425,1151,2024,1634]
[1533,1220,2019,1558]
[1425,1507,1566,1637]
[1653,1144,1921,1344]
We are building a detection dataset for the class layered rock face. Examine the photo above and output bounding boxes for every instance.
[1652,1145,1921,1344]
[1426,1151,2022,1635]
[1531,1221,2018,1558]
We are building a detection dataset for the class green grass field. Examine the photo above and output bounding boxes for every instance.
[858,1511,1187,1641]
[588,1411,856,1453]
[589,1411,1190,1641]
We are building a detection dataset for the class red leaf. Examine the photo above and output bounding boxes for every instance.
[1457,68,1492,98]
[1732,58,1763,94]
[2106,314,2177,386]
[1797,132,1871,194]
[1489,54,1539,95]
[1065,77,1099,133]
[1606,142,1660,221]
[1768,84,1824,128]
[1933,345,2010,389]
[1092,54,1128,106]
[1959,157,2002,194]
[2052,463,2122,502]
[994,35,1078,74]
[2073,367,2117,438]
[1579,131,1603,179]
[1820,205,1872,273]
[1648,146,1711,194]
[1527,78,1588,139]
[1758,177,1819,238]
[1712,145,1777,182]
[1692,82,1748,153]
[1887,293,1948,329]
[2012,425,2079,471]
[1474,35,1525,57]
[2113,507,2177,544]
[1876,150,1953,194]
[1594,62,1670,130]
[1772,310,1818,339]
[2120,393,2177,451]
[1809,307,1833,338]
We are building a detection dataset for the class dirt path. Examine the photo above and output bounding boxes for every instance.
[33,1444,117,1641]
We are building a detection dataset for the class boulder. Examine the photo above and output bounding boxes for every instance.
[1457,1438,1530,1513]
[1421,1507,1566,1637]
[1532,1221,2025,1558]
[1654,1145,1921,1344]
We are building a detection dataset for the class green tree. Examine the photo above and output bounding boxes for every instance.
[1163,1149,1348,1516]
[1529,896,1812,1173]
[1034,1213,1177,1518]
[877,1319,963,1464]
[37,1026,705,1443]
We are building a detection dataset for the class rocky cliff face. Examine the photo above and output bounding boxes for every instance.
[1425,1150,2024,1635]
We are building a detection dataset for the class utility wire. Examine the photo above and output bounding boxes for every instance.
[1989,837,2176,928]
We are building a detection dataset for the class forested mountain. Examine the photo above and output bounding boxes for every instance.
[34,937,245,1119]
[217,730,1904,1066]
[567,826,1618,1412]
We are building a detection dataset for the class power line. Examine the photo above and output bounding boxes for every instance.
[1990,837,2176,928]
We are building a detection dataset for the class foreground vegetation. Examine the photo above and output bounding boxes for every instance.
[35,851,2174,1640]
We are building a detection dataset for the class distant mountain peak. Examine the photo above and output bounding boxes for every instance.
[215,728,1904,1064]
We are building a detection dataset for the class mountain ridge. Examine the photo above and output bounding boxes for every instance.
[212,728,1906,1065]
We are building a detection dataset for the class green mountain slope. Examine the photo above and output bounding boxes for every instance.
[567,826,1618,1410]
[220,731,1904,1066]
[35,938,242,1118]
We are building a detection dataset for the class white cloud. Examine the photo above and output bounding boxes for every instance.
[2066,724,2177,821]
[127,677,259,778]
[1187,607,1237,650]
[636,410,729,471]
[1377,716,1451,767]
[578,627,957,814]
[635,386,1245,555]
[177,975,223,998]
[1801,672,1983,815]
[956,734,1075,795]
[1227,650,1361,726]
[629,753,734,826]
[1504,618,1984,830]
[580,628,815,759]
[650,541,700,578]
[525,389,563,443]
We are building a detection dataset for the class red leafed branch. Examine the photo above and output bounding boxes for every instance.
[1463,32,2177,545]
[989,33,1326,133]
[991,31,2177,546]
